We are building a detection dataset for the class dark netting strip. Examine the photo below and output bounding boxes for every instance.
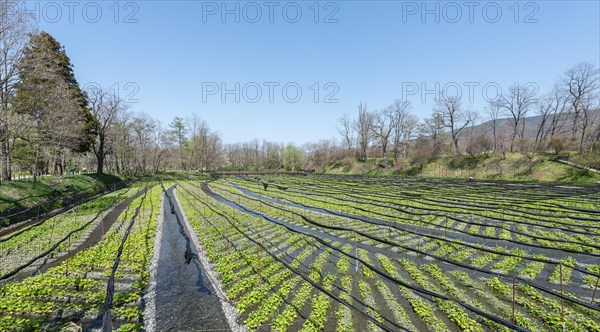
[193,183,412,332]
[203,185,532,331]
[259,178,600,232]
[0,185,132,243]
[178,183,402,330]
[102,185,151,332]
[239,181,600,248]
[257,175,600,210]
[0,181,127,221]
[0,186,136,281]
[260,175,600,217]
[222,183,600,278]
[210,184,600,311]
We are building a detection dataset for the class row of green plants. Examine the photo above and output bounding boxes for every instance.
[0,186,134,276]
[231,177,600,255]
[236,176,600,251]
[226,178,599,287]
[265,175,600,213]
[256,176,600,241]
[0,183,161,331]
[213,177,600,331]
[177,183,341,331]
[212,180,580,286]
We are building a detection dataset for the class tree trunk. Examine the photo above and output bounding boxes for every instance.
[33,147,40,184]
[492,125,497,152]
[97,153,104,175]
[452,135,460,155]
[510,129,517,153]
[1,134,11,182]
[96,135,105,175]
[592,128,600,152]
[579,122,588,155]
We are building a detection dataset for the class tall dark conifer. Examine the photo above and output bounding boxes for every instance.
[13,31,97,179]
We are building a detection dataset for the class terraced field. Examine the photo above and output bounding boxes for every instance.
[0,175,598,331]
[184,175,600,332]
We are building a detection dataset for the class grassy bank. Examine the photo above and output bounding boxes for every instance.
[0,173,123,215]
[321,153,600,184]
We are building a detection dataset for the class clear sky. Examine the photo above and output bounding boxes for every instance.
[27,0,600,144]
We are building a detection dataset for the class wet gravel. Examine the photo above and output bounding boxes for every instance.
[144,186,243,332]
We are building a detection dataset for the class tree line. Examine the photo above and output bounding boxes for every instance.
[221,62,599,172]
[1,1,598,179]
[0,2,226,181]
[335,62,599,166]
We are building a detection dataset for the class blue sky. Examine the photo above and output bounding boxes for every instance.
[29,0,600,144]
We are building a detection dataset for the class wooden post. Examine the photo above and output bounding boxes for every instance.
[354,233,358,275]
[512,276,516,324]
[259,251,263,300]
[560,264,565,332]
[311,241,315,272]
[65,236,71,276]
[126,239,130,262]
[49,222,55,245]
[592,276,599,304]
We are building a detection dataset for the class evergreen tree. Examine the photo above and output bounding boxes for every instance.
[13,31,97,179]
[168,116,189,169]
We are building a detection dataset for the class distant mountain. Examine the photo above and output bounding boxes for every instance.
[464,110,600,141]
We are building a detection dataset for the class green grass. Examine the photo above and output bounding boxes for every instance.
[322,152,600,184]
[0,173,123,214]
[569,152,600,169]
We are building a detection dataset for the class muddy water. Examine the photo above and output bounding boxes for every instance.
[154,187,230,331]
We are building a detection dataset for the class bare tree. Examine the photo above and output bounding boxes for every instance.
[463,109,481,153]
[547,85,569,141]
[390,99,416,160]
[421,112,445,156]
[337,113,353,150]
[485,98,503,152]
[0,0,34,181]
[304,139,335,169]
[370,106,395,159]
[187,113,208,169]
[592,117,600,152]
[533,93,554,153]
[434,91,469,155]
[500,83,537,152]
[532,85,571,153]
[465,133,492,157]
[202,132,223,170]
[88,86,124,174]
[352,102,374,161]
[563,62,600,153]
